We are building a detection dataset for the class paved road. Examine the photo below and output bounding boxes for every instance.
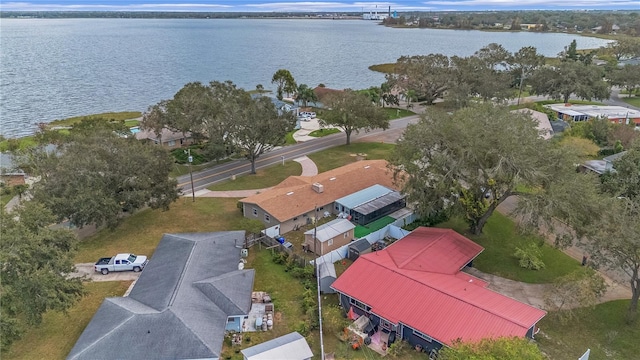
[176,115,420,193]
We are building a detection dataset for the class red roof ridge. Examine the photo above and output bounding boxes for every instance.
[393,231,447,269]
[360,249,545,330]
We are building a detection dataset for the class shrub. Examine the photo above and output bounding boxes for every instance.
[514,243,546,270]
[387,340,409,358]
[271,250,289,265]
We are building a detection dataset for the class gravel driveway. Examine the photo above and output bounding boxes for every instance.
[71,263,142,282]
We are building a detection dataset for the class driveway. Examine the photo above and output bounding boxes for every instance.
[71,263,141,282]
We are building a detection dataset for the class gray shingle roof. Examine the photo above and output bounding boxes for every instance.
[241,332,313,360]
[67,231,254,360]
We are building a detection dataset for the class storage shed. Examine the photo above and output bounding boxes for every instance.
[348,238,372,261]
[303,218,355,256]
[241,331,313,360]
[318,261,337,294]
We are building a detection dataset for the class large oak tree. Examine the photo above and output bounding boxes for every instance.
[0,203,84,348]
[386,54,451,105]
[321,89,389,145]
[529,60,610,103]
[25,119,179,229]
[390,103,556,235]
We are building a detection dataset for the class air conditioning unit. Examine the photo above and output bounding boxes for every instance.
[312,182,324,193]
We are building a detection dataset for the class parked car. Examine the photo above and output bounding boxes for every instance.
[297,115,311,122]
[299,111,316,118]
[94,253,148,275]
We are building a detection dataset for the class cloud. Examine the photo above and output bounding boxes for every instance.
[422,0,640,8]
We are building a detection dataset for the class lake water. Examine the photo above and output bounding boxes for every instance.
[0,18,612,137]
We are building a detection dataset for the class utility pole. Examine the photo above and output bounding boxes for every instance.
[186,148,195,202]
[313,205,325,360]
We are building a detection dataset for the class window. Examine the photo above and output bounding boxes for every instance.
[413,330,433,342]
[265,214,270,222]
[344,233,348,238]
[328,239,333,246]
[293,217,298,221]
[349,298,370,311]
[115,260,121,265]
[168,140,176,147]
[252,208,258,216]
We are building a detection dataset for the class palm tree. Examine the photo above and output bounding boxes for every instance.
[295,84,318,108]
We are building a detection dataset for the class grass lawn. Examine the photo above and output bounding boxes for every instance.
[354,216,395,238]
[382,107,415,120]
[284,130,297,145]
[437,212,581,283]
[207,161,302,191]
[309,128,341,137]
[537,300,640,360]
[1,281,132,360]
[0,136,37,151]
[47,111,141,127]
[622,96,640,108]
[75,197,246,262]
[307,142,395,173]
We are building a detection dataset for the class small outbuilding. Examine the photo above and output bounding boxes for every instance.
[348,238,372,261]
[241,331,313,360]
[304,218,355,256]
[318,260,337,294]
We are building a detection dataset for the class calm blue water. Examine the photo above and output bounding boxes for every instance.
[0,19,611,137]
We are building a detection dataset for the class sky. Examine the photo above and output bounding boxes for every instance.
[1,1,639,12]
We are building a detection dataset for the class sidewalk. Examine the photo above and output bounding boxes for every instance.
[292,117,342,143]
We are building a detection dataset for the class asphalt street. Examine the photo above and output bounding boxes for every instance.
[176,114,420,193]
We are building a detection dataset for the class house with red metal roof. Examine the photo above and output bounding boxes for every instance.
[330,227,546,355]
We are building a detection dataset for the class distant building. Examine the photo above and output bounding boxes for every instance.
[512,109,554,140]
[134,127,194,148]
[581,151,627,175]
[545,104,640,126]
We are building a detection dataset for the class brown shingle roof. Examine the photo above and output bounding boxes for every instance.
[241,160,398,222]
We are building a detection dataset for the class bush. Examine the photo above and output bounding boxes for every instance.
[271,251,289,265]
[387,340,409,358]
[514,243,546,270]
[170,147,208,165]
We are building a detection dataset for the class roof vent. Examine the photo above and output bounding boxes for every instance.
[286,191,294,195]
[364,165,371,169]
[329,177,336,181]
[312,182,324,193]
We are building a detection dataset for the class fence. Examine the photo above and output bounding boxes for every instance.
[312,211,416,266]
[256,235,309,268]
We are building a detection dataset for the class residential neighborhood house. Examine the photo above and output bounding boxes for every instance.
[581,150,628,175]
[134,127,194,148]
[67,231,255,360]
[239,160,400,235]
[512,108,554,140]
[331,227,547,355]
[545,104,640,126]
[240,331,313,360]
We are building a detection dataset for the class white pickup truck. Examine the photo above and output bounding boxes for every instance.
[94,253,148,275]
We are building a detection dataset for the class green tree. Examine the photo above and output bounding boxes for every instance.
[25,120,179,228]
[544,268,607,323]
[605,37,640,61]
[438,337,545,360]
[386,54,451,105]
[321,89,389,145]
[390,103,553,235]
[0,203,85,349]
[294,83,318,107]
[510,46,545,104]
[271,69,297,101]
[518,142,640,321]
[228,94,296,174]
[450,44,514,102]
[530,61,610,103]
[609,64,640,95]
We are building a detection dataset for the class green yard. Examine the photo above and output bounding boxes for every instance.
[207,161,302,191]
[622,96,640,108]
[382,107,415,120]
[75,197,246,262]
[1,281,132,360]
[354,216,396,238]
[537,300,640,360]
[437,212,582,283]
[307,142,395,173]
